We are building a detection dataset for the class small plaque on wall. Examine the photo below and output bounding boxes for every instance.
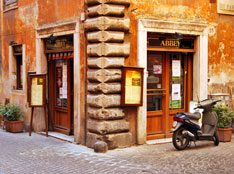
[28,74,46,107]
[121,66,144,106]
[217,0,234,15]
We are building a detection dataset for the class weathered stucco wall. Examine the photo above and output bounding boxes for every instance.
[1,1,38,123]
[37,0,83,25]
[0,0,233,148]
[124,0,234,106]
[123,0,234,142]
[128,0,234,89]
[0,0,85,132]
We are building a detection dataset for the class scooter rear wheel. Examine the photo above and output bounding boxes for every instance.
[173,127,190,150]
[213,131,219,146]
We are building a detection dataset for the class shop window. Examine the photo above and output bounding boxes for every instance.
[15,55,23,90]
[12,45,23,90]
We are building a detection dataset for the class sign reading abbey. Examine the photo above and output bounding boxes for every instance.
[160,39,180,48]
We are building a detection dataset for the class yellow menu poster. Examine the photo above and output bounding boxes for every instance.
[125,70,142,104]
[31,77,43,106]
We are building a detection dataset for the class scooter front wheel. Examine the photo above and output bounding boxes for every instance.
[173,127,190,150]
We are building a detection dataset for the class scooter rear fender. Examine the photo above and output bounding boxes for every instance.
[171,122,183,132]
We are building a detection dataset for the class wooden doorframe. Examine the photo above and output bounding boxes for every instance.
[137,19,208,144]
[48,58,74,135]
[36,24,86,144]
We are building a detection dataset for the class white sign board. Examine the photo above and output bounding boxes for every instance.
[217,0,234,15]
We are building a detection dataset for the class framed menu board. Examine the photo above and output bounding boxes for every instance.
[28,74,46,107]
[121,66,144,106]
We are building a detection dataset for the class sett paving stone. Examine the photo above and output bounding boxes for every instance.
[0,129,234,174]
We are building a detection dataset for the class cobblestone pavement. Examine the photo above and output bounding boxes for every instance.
[1,129,234,174]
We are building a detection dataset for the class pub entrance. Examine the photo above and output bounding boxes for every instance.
[46,35,74,135]
[146,33,194,140]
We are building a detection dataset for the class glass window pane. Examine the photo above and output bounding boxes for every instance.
[169,53,184,109]
[147,52,163,111]
[56,60,68,108]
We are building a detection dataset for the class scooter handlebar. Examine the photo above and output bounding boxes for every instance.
[194,99,222,109]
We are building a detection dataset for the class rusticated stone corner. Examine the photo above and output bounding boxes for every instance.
[104,132,132,149]
[85,0,131,151]
[87,107,125,120]
[87,94,121,108]
[86,132,103,148]
[87,69,122,83]
[86,0,130,7]
[87,119,129,135]
[84,17,130,31]
[87,31,124,43]
[87,43,130,57]
[86,132,132,150]
[87,4,125,17]
[88,83,121,94]
[88,57,124,69]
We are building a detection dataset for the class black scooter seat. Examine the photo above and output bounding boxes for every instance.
[184,112,201,120]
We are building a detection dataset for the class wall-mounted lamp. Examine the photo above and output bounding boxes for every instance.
[46,34,56,44]
[9,41,17,46]
[174,32,183,40]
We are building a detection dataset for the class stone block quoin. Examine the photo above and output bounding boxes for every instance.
[85,0,132,150]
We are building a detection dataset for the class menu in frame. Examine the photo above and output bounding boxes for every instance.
[28,74,46,107]
[121,67,144,106]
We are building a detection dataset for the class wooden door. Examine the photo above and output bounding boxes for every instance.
[147,52,167,139]
[147,52,192,140]
[167,53,193,135]
[49,59,74,135]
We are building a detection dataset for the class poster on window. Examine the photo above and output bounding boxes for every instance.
[153,65,162,74]
[172,84,181,101]
[121,67,144,106]
[172,60,181,77]
[170,100,181,109]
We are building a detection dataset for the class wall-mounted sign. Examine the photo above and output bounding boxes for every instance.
[28,74,46,107]
[217,0,234,15]
[45,35,73,51]
[160,39,180,48]
[121,67,144,106]
[147,33,195,50]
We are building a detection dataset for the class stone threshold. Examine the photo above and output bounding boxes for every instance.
[147,138,172,145]
[38,131,75,143]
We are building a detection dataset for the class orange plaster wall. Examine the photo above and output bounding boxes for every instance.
[37,0,83,25]
[125,0,234,142]
[0,0,85,131]
[128,0,234,84]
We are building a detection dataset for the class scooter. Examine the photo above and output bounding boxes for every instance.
[172,99,221,150]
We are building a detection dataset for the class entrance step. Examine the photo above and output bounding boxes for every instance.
[38,131,74,143]
[147,138,172,145]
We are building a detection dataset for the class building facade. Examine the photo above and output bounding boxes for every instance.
[0,0,233,150]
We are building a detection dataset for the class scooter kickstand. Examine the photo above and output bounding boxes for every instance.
[188,140,196,148]
[193,140,197,147]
